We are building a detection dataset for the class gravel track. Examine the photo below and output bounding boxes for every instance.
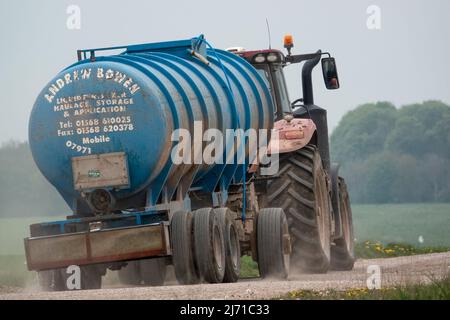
[1,252,449,300]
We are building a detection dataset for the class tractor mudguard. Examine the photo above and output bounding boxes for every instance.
[248,118,316,173]
[268,118,316,154]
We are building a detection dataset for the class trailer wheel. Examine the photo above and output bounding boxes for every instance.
[215,208,240,283]
[260,145,331,273]
[257,208,290,279]
[140,258,167,286]
[193,207,226,283]
[330,177,355,270]
[171,210,199,285]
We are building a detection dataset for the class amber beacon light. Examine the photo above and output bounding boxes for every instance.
[283,34,294,54]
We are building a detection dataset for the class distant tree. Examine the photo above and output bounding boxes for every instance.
[419,154,450,202]
[331,100,450,204]
[363,152,398,203]
[386,101,450,157]
[390,153,422,203]
[385,116,426,157]
[331,102,397,163]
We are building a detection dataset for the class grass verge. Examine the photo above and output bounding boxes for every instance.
[281,275,450,300]
[355,241,450,259]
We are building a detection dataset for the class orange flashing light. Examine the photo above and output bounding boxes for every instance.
[283,34,294,48]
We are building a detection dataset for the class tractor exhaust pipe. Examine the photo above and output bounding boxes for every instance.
[301,50,322,106]
[298,50,331,173]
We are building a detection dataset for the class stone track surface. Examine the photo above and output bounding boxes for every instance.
[1,252,449,300]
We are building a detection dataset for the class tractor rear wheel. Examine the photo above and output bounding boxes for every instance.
[215,208,240,283]
[261,145,331,273]
[171,210,200,284]
[257,208,290,279]
[330,177,355,270]
[193,207,226,283]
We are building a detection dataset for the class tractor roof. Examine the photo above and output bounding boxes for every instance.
[227,48,285,63]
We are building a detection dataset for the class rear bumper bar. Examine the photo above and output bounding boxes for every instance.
[24,223,171,271]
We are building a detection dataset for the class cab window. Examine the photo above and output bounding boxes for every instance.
[272,65,291,114]
[255,65,277,114]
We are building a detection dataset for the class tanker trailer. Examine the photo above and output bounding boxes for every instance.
[25,35,354,290]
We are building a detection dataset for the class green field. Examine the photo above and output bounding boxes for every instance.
[352,203,450,247]
[0,203,449,287]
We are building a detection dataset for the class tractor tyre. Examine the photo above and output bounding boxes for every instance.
[171,210,200,285]
[193,207,226,283]
[330,177,355,270]
[256,208,290,279]
[215,208,241,283]
[261,144,332,273]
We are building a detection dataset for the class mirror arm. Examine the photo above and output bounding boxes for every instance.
[285,53,319,64]
[285,51,331,64]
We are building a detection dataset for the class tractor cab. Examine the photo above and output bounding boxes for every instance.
[228,35,341,175]
[232,48,291,121]
[228,35,340,122]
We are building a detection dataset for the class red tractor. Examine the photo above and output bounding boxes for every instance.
[228,35,355,273]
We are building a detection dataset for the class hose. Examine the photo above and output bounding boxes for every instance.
[192,35,247,223]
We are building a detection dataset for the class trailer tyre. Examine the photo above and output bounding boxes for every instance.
[193,208,226,283]
[171,210,200,285]
[330,177,355,270]
[261,145,331,273]
[215,208,241,283]
[257,208,290,279]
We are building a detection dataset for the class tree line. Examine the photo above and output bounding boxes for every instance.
[331,100,450,203]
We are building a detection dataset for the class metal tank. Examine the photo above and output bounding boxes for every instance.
[28,36,274,214]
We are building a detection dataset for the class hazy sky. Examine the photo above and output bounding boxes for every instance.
[1,0,449,144]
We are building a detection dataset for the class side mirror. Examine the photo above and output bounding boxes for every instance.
[321,57,340,90]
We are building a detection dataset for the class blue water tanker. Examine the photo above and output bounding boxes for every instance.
[29,36,273,213]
